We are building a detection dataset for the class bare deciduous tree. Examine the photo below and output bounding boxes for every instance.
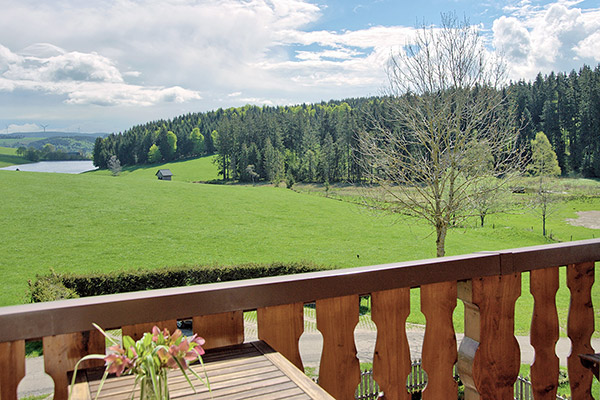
[358,13,522,257]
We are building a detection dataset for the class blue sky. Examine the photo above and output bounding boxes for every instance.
[0,0,599,134]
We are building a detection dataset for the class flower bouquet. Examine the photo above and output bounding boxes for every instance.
[69,323,210,400]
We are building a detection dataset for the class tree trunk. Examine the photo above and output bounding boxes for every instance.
[436,223,446,257]
[543,213,547,237]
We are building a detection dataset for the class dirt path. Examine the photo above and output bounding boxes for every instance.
[566,210,600,229]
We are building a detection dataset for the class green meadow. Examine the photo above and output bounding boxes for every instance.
[0,146,30,168]
[0,151,599,337]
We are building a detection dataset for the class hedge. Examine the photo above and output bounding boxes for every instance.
[28,262,332,302]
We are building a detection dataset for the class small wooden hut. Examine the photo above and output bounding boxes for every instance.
[156,169,173,181]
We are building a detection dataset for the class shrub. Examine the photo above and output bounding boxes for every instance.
[28,262,331,301]
[28,269,79,302]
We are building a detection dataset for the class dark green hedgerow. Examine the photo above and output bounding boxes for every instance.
[28,262,331,302]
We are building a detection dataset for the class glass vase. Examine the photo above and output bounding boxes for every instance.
[140,371,169,400]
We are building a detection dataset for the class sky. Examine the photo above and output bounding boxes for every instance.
[0,0,599,135]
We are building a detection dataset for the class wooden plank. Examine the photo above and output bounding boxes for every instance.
[316,295,360,400]
[193,311,244,350]
[371,288,412,400]
[464,274,521,400]
[0,340,25,400]
[420,281,458,399]
[69,370,92,400]
[530,267,560,400]
[253,341,334,399]
[43,329,105,400]
[121,319,177,341]
[566,262,595,399]
[257,303,304,370]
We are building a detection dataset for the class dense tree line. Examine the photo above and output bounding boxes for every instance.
[93,64,600,181]
[511,64,600,177]
[17,144,88,162]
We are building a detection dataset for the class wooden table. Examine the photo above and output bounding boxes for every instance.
[70,341,335,399]
[579,353,600,381]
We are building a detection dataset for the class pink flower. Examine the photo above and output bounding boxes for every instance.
[170,329,182,342]
[104,352,132,376]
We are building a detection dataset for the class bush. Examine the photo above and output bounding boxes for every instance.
[28,262,331,301]
[28,270,79,302]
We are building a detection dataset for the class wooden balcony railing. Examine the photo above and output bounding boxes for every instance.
[0,239,598,400]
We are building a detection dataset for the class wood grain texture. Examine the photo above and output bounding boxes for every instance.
[253,341,335,399]
[257,303,304,370]
[192,311,243,350]
[566,262,595,399]
[316,295,360,400]
[69,370,92,400]
[457,280,480,400]
[43,330,105,400]
[471,274,521,400]
[121,319,177,341]
[530,267,560,400]
[371,288,412,400]
[0,340,25,400]
[421,281,458,399]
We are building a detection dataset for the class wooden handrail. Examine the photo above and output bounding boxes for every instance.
[0,239,598,400]
[2,239,599,342]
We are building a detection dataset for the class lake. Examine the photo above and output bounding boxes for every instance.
[0,160,97,174]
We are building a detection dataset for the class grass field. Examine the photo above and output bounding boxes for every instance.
[1,155,599,338]
[90,155,220,182]
[0,146,30,168]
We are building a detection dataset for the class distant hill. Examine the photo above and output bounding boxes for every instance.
[0,131,107,155]
[0,131,107,139]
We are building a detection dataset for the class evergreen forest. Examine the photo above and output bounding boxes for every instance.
[92,64,600,181]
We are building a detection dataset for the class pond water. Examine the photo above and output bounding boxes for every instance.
[0,160,97,174]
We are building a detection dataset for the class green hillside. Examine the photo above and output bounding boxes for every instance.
[0,146,30,168]
[90,155,220,182]
[0,166,554,307]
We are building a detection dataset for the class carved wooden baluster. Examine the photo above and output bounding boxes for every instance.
[193,311,244,350]
[530,267,560,400]
[566,262,595,399]
[421,281,458,399]
[43,330,105,400]
[257,303,304,370]
[0,340,25,400]
[316,295,360,400]
[371,288,412,400]
[459,274,521,400]
[122,319,177,341]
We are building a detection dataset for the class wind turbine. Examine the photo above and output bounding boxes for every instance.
[40,124,49,133]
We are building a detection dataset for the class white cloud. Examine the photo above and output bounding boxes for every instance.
[4,123,40,134]
[492,1,600,80]
[1,0,600,132]
[0,42,202,107]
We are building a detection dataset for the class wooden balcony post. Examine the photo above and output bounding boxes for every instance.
[122,319,177,341]
[0,340,25,400]
[530,267,560,399]
[421,281,458,399]
[193,311,244,350]
[257,302,304,370]
[316,295,361,400]
[43,330,105,400]
[458,274,521,400]
[567,262,595,399]
[372,288,412,400]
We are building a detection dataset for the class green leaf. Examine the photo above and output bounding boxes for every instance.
[123,335,135,350]
[68,354,106,400]
[92,323,120,347]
